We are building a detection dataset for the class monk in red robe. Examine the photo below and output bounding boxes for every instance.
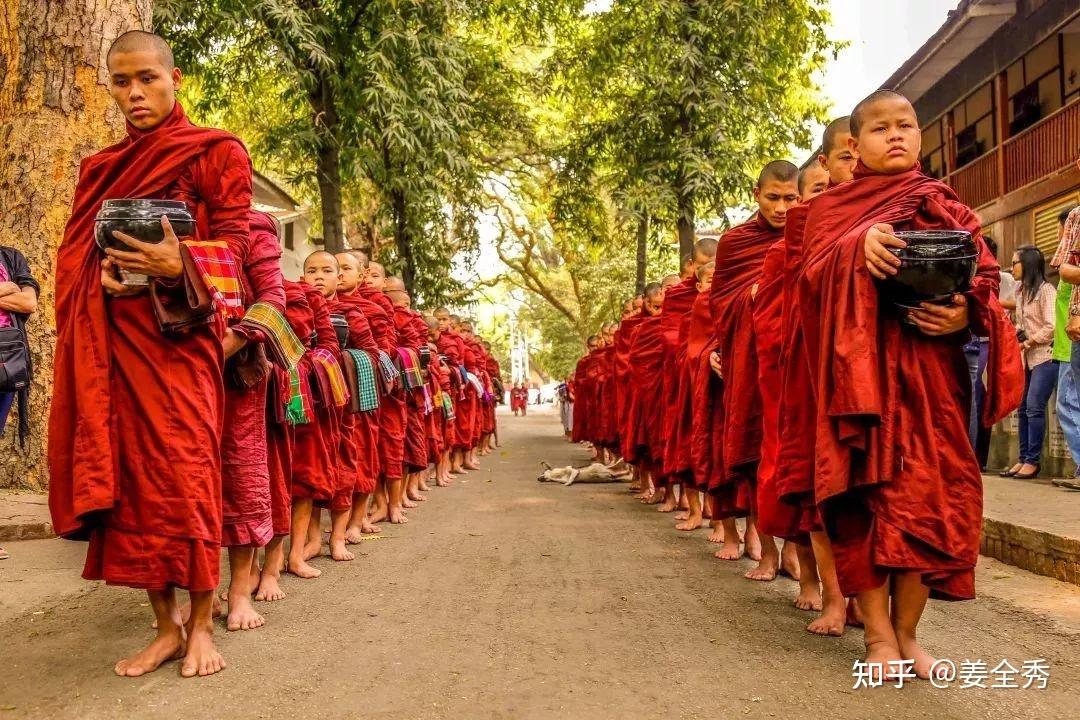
[218,209,286,632]
[798,91,1021,676]
[424,317,454,482]
[49,31,247,677]
[433,307,466,482]
[384,277,430,510]
[772,116,860,636]
[705,162,798,581]
[625,283,667,500]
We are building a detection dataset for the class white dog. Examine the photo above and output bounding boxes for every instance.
[536,461,623,486]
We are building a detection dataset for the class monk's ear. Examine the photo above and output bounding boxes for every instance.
[847,134,858,156]
[817,154,827,167]
[752,184,761,203]
[171,67,183,94]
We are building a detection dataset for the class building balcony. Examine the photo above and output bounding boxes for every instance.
[946,96,1080,209]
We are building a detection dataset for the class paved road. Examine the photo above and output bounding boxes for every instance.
[1,408,1079,719]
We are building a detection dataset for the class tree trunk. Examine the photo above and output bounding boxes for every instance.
[391,188,416,294]
[311,73,344,253]
[0,0,150,489]
[676,196,695,261]
[635,215,648,294]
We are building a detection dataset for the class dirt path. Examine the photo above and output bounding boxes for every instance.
[1,408,1079,719]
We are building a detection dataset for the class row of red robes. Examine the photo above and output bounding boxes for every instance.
[575,165,1023,601]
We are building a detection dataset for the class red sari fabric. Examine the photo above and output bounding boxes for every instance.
[798,163,1022,599]
[220,210,285,548]
[291,285,341,503]
[49,103,250,591]
[659,277,698,479]
[707,214,783,517]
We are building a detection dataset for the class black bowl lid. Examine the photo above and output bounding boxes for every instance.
[893,229,972,243]
[96,199,193,220]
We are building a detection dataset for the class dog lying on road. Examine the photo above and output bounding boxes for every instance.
[536,461,626,486]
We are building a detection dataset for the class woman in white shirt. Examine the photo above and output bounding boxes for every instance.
[1001,246,1057,479]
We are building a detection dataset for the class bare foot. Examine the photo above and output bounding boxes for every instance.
[806,603,846,637]
[153,596,220,629]
[181,624,226,678]
[744,557,779,581]
[254,572,286,602]
[330,539,355,562]
[675,516,703,531]
[361,519,382,534]
[674,511,689,521]
[303,537,322,561]
[417,480,431,492]
[707,524,725,544]
[645,491,664,505]
[744,532,762,562]
[407,491,427,502]
[463,463,480,471]
[864,639,904,682]
[368,506,388,524]
[450,466,465,475]
[896,633,937,679]
[633,489,650,499]
[345,526,364,544]
[114,629,184,677]
[794,586,823,611]
[226,594,265,632]
[780,549,801,581]
[389,507,409,524]
[714,540,741,561]
[846,599,864,628]
[286,557,321,579]
[657,497,678,513]
[402,498,419,509]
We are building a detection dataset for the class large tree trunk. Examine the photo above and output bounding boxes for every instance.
[391,187,416,294]
[311,73,344,253]
[0,0,151,489]
[635,215,648,294]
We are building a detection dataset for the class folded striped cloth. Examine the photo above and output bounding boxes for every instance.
[239,301,305,370]
[440,390,455,420]
[345,349,380,412]
[397,347,424,390]
[285,364,312,425]
[376,350,399,387]
[465,371,484,396]
[181,239,244,320]
[421,386,434,415]
[311,347,349,408]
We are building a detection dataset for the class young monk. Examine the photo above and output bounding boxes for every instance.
[323,252,382,551]
[706,161,799,580]
[663,239,718,528]
[460,320,492,464]
[798,91,1021,675]
[219,210,286,632]
[49,31,249,677]
[384,277,430,509]
[774,116,860,635]
[433,307,466,481]
[626,283,667,501]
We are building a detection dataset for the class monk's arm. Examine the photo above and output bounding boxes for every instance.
[205,141,253,258]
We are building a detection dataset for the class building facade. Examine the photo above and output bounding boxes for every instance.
[890,0,1080,257]
[252,171,318,280]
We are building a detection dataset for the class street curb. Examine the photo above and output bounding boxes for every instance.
[0,520,54,542]
[981,517,1080,586]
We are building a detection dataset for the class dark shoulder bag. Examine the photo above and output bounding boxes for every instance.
[0,249,35,445]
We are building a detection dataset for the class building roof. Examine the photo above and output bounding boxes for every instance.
[883,0,1016,102]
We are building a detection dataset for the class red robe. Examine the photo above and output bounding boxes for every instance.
[571,352,593,444]
[436,330,468,451]
[49,103,249,592]
[682,291,715,490]
[398,307,429,472]
[616,315,644,459]
[593,345,616,448]
[221,210,286,547]
[707,214,783,517]
[291,285,341,503]
[355,284,402,479]
[798,162,1022,599]
[330,291,382,502]
[627,314,665,473]
[659,277,699,480]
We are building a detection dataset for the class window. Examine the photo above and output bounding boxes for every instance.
[920,117,946,178]
[952,82,995,168]
[1064,29,1080,103]
[1007,34,1063,135]
[284,222,295,251]
[1033,192,1080,257]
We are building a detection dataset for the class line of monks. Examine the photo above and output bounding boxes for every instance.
[569,91,1023,679]
[46,31,501,678]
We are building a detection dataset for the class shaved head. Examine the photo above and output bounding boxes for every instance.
[756,160,799,188]
[644,282,663,301]
[107,30,175,71]
[384,276,407,293]
[798,163,830,199]
[696,260,715,282]
[694,237,718,263]
[822,116,851,156]
[348,249,370,268]
[661,274,680,289]
[850,90,909,136]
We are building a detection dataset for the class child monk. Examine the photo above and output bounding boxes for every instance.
[706,161,798,579]
[626,283,667,501]
[798,90,1021,675]
[774,116,860,636]
[433,307,466,482]
[49,30,249,678]
[290,252,345,572]
[384,277,430,510]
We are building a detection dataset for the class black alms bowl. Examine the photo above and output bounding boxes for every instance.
[94,199,196,252]
[878,229,978,307]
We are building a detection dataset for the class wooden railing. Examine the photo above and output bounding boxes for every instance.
[1003,98,1080,193]
[943,97,1080,209]
[945,149,999,209]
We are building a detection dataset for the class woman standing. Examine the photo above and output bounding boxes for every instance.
[1001,246,1057,479]
[0,244,40,560]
